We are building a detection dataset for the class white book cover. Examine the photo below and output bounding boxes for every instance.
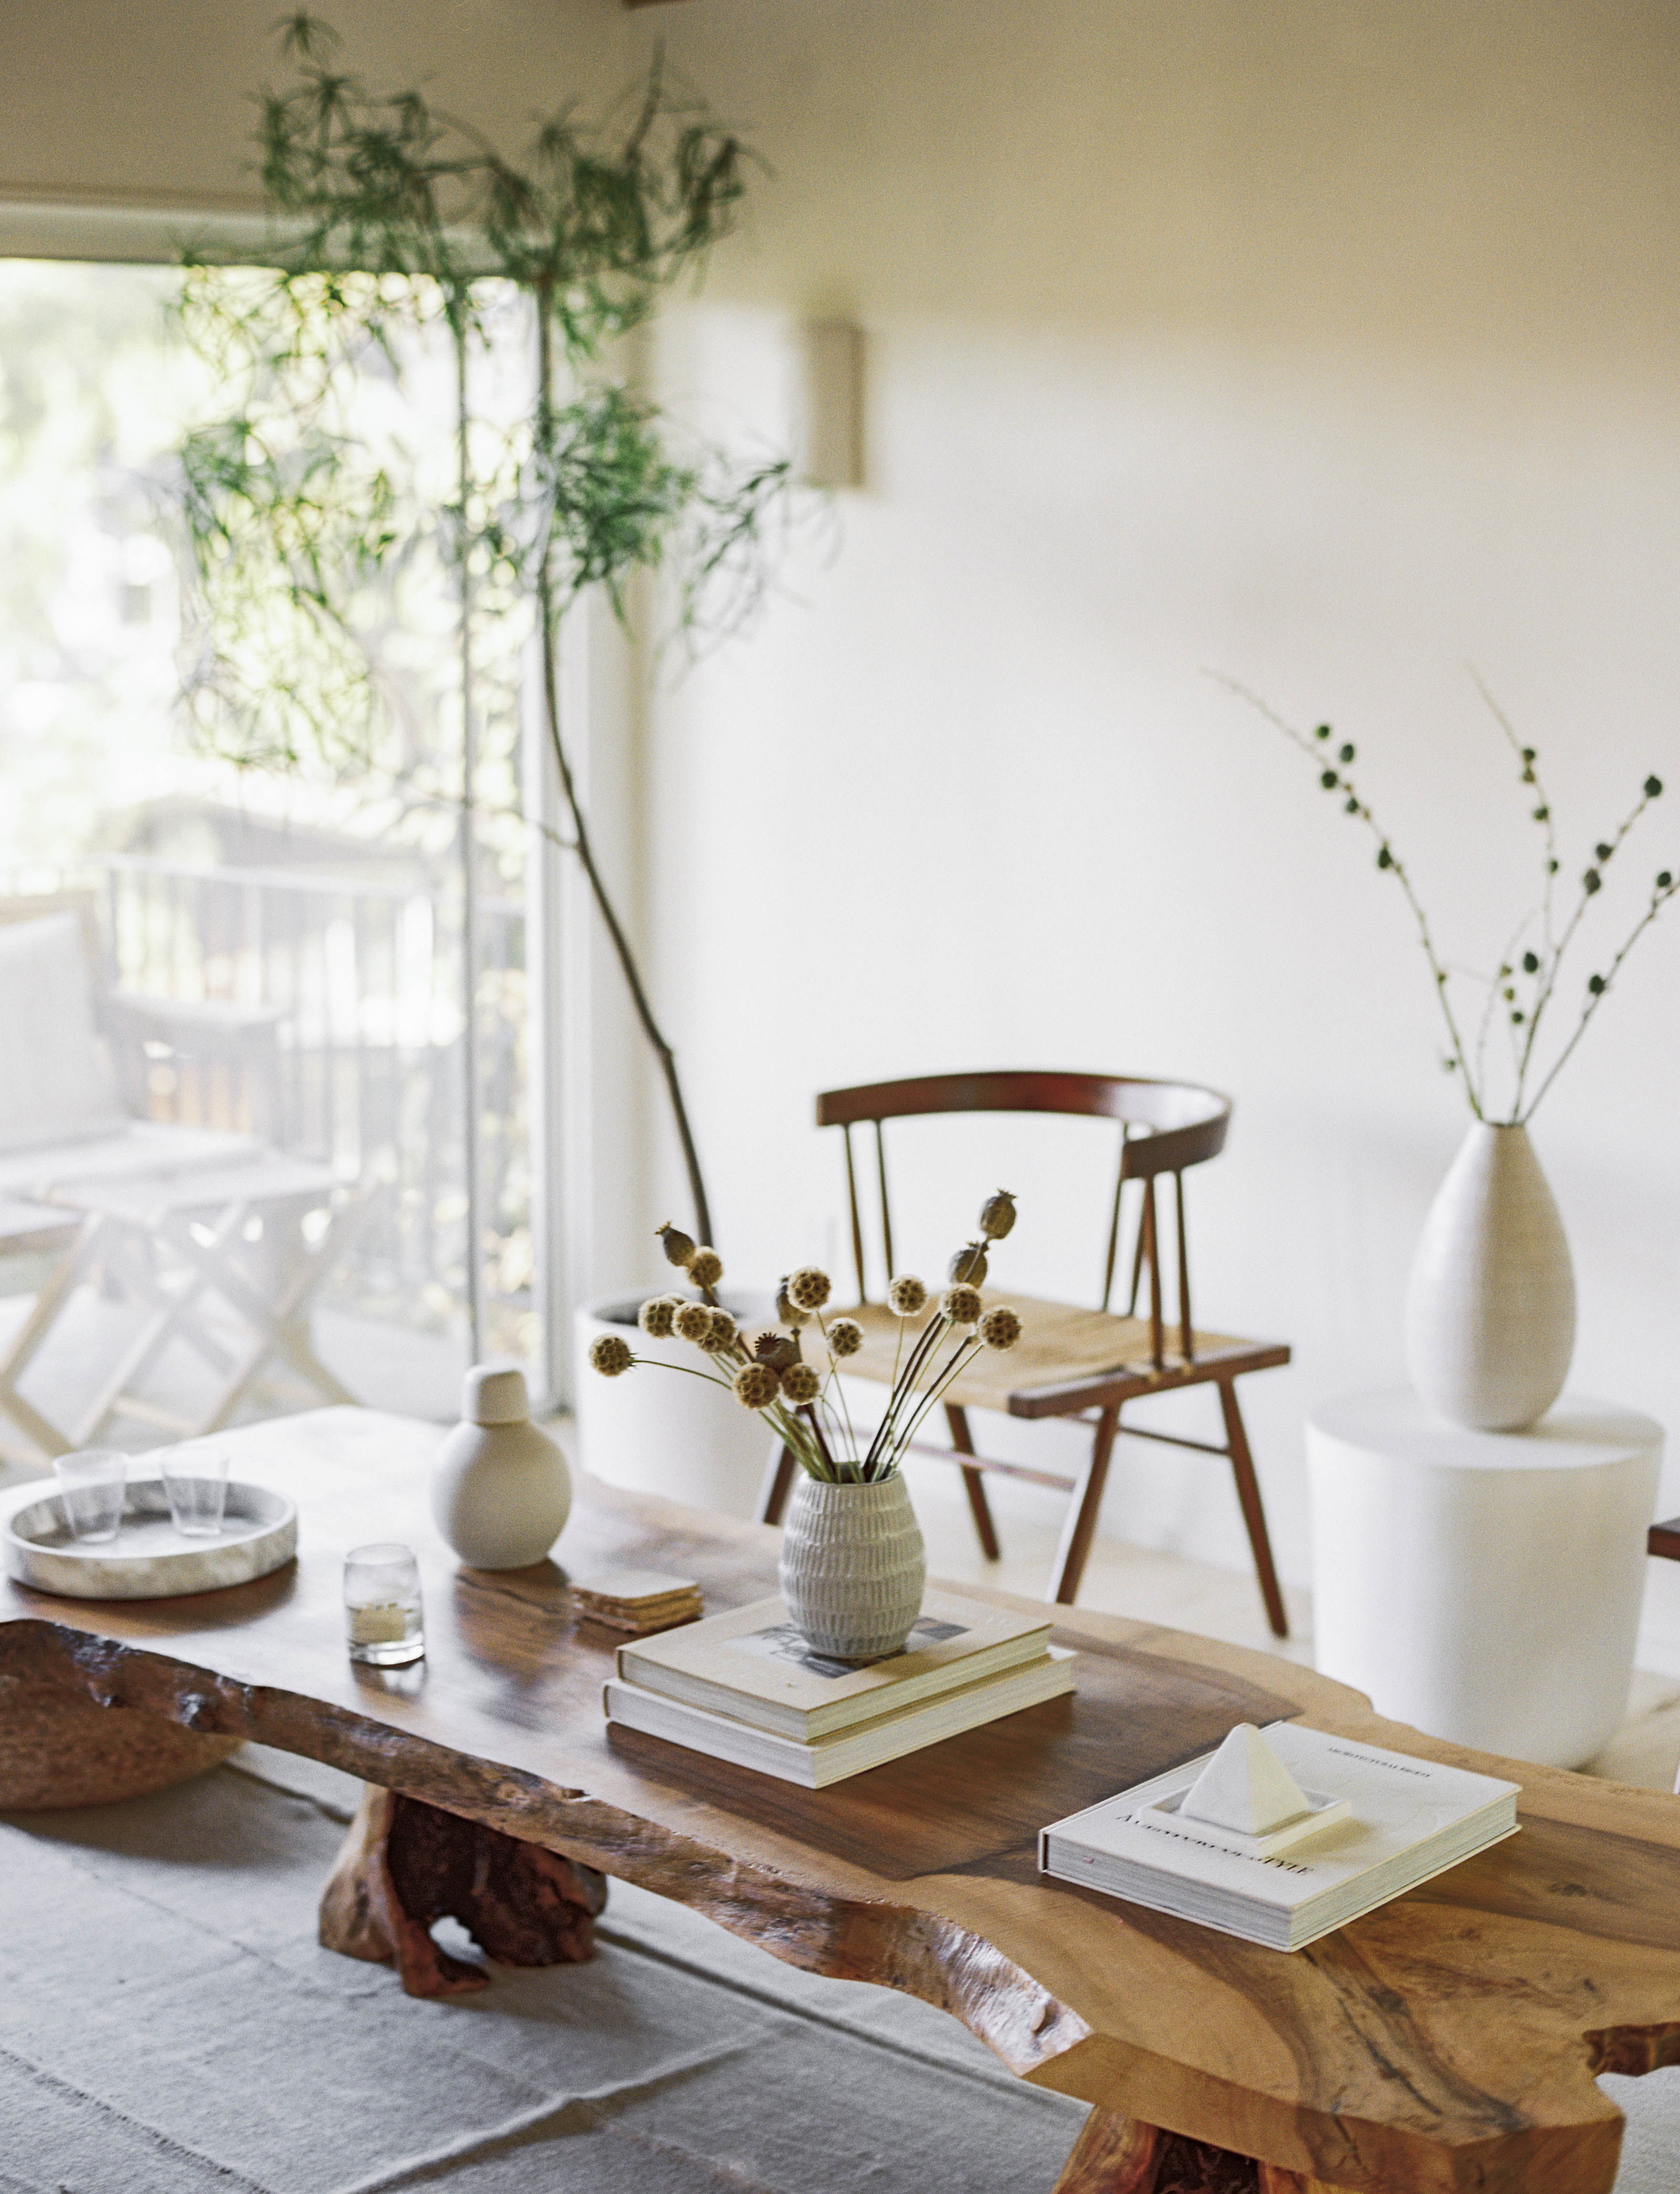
[1040,1723,1520,1950]
[617,1588,1051,1740]
[607,1646,1076,1787]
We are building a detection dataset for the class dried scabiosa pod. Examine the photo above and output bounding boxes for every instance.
[827,1318,864,1358]
[940,1283,983,1327]
[688,1247,724,1289]
[700,1308,738,1352]
[638,1296,678,1339]
[980,1306,1022,1351]
[673,1302,713,1345]
[733,1362,781,1410]
[589,1333,633,1377]
[887,1275,928,1317]
[785,1266,832,1313]
[781,1361,822,1405]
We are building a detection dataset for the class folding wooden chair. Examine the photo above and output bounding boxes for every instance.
[757,1070,1292,1631]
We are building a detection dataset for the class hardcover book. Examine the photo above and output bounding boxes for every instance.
[1039,1722,1520,1951]
[606,1646,1076,1787]
[615,1588,1053,1740]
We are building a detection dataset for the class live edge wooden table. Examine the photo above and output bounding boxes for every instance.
[3,1411,1678,2194]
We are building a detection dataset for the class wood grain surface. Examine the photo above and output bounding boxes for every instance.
[3,1407,1677,2194]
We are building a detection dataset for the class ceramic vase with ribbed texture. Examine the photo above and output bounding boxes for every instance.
[1404,1121,1575,1432]
[777,1474,927,1663]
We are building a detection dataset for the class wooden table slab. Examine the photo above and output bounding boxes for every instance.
[2,1407,1677,2194]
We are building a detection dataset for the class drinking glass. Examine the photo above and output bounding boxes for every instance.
[343,1542,425,1666]
[54,1449,127,1544]
[160,1442,232,1538]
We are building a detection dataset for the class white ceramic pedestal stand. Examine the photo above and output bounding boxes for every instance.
[1308,1390,1662,1768]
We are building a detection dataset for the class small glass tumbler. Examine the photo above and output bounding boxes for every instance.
[161,1443,232,1538]
[343,1542,425,1666]
[54,1449,128,1544]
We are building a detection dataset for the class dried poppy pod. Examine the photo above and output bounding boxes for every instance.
[774,1277,812,1328]
[688,1247,723,1289]
[979,1190,1017,1241]
[589,1333,633,1377]
[673,1302,713,1345]
[656,1223,696,1269]
[754,1330,801,1370]
[638,1296,678,1339]
[733,1362,781,1410]
[886,1275,927,1318]
[780,1361,822,1405]
[948,1242,988,1285]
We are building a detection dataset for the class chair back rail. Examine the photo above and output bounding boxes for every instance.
[818,1069,1231,1363]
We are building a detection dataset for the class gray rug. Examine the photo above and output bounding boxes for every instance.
[1,1748,1675,2193]
[0,1747,1088,2193]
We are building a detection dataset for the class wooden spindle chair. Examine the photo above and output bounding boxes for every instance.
[756,1070,1291,1631]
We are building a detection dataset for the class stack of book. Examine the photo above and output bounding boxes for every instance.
[604,1588,1076,1786]
[1040,1721,1520,1951]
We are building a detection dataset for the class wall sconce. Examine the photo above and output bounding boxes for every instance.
[794,320,864,491]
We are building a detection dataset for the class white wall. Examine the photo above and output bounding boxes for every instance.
[8,0,1680,1651]
[601,1,1680,1654]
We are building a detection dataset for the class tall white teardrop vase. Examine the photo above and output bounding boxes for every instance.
[1404,1121,1575,1432]
[777,1475,927,1663]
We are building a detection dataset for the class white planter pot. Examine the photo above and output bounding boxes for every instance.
[778,1474,927,1663]
[573,1292,776,1519]
[1404,1121,1575,1432]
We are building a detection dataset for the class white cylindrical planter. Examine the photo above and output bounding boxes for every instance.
[573,1293,776,1519]
[1309,1389,1662,1768]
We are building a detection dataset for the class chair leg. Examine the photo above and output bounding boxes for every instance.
[944,1404,1001,1562]
[1050,1404,1120,1606]
[1216,1377,1289,1640]
[756,1442,798,1527]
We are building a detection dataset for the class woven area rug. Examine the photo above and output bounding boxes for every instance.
[2,1746,1675,2193]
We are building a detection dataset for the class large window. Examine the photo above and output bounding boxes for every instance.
[0,259,542,1432]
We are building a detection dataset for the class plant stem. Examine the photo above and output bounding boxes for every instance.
[1520,877,1679,1121]
[533,297,714,1245]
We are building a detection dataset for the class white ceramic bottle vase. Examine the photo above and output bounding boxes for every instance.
[431,1364,572,1568]
[1404,1121,1575,1433]
[777,1473,927,1663]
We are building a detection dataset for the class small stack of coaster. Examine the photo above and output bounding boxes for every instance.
[569,1567,703,1636]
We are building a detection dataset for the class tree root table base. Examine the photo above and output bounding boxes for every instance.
[1053,2108,1347,2193]
[319,1783,608,1998]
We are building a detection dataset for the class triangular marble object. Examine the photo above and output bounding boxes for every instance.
[1180,1723,1312,1836]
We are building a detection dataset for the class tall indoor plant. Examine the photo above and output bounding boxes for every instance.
[173,13,794,1293]
[1232,678,1676,1428]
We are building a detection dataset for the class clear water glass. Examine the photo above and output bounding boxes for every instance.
[160,1442,232,1537]
[344,1542,425,1666]
[54,1449,127,1544]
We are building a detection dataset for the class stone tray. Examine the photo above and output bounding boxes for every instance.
[2,1479,297,1600]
